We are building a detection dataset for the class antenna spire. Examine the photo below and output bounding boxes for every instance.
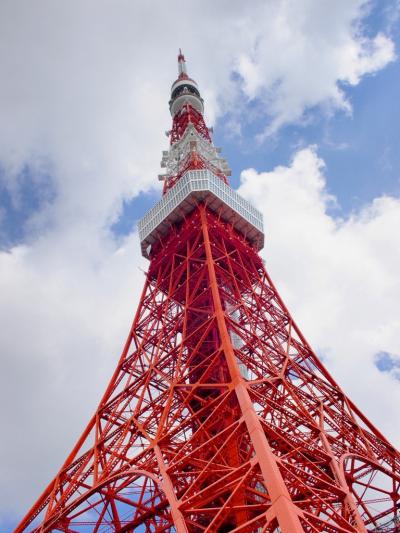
[178,48,187,78]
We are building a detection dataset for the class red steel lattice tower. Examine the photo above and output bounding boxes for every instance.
[17,52,400,533]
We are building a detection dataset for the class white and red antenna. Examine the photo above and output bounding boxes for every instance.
[177,48,188,78]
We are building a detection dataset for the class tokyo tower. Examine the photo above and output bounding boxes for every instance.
[17,51,400,533]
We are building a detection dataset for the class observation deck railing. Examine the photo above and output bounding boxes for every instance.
[138,169,264,258]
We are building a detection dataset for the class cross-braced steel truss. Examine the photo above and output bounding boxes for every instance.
[17,206,400,533]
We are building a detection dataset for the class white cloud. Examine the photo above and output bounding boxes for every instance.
[0,1,396,225]
[0,0,398,525]
[0,228,146,518]
[239,147,400,444]
[235,3,396,134]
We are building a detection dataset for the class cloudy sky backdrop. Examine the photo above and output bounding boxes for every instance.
[1,1,400,529]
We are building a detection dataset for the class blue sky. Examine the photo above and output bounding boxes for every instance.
[112,49,400,241]
[1,0,400,529]
[109,1,400,235]
[220,3,400,211]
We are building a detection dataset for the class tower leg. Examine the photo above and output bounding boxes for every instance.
[200,206,304,533]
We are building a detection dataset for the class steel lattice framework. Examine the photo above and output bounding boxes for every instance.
[17,52,400,533]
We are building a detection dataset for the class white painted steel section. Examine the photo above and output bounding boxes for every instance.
[170,93,204,117]
[138,169,264,258]
[161,124,229,177]
[226,300,248,380]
